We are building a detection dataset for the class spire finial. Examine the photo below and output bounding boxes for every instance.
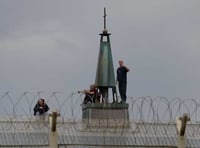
[102,7,108,34]
[103,7,106,30]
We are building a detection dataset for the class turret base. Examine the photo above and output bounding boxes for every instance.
[82,103,129,127]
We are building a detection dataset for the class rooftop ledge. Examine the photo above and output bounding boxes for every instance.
[82,102,129,110]
[82,102,129,127]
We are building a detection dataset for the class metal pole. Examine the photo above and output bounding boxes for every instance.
[177,136,185,148]
[176,113,190,148]
[49,111,60,148]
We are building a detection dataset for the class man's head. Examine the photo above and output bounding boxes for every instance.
[119,60,123,66]
[90,84,96,90]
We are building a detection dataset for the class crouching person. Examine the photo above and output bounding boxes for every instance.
[79,84,100,105]
[33,98,49,121]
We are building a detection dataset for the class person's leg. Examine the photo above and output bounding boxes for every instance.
[83,95,90,104]
[121,82,127,102]
[118,82,124,102]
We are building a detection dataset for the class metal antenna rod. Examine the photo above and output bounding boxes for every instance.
[103,7,106,30]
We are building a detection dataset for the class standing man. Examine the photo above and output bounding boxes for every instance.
[116,60,130,103]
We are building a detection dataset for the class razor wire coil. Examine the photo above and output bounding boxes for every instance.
[0,92,200,127]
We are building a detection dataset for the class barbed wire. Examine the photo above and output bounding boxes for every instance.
[1,91,200,148]
[0,92,200,124]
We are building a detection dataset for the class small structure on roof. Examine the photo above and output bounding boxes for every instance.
[82,8,129,127]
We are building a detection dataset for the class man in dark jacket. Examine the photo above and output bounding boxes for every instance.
[117,60,130,103]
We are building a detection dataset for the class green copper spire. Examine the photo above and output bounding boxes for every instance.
[95,8,117,103]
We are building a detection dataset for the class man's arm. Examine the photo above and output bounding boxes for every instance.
[124,65,130,72]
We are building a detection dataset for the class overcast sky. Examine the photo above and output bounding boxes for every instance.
[0,0,200,99]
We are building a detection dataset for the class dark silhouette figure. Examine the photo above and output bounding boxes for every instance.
[117,60,129,103]
[33,98,49,116]
[79,84,100,105]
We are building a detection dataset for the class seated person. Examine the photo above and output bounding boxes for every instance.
[79,84,100,105]
[33,98,49,116]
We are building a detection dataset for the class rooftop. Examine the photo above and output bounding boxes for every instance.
[0,92,200,147]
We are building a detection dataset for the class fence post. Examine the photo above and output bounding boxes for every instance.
[176,113,190,148]
[49,110,60,148]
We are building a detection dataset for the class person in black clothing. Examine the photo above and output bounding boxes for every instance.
[33,98,49,116]
[116,60,130,103]
[79,84,100,105]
